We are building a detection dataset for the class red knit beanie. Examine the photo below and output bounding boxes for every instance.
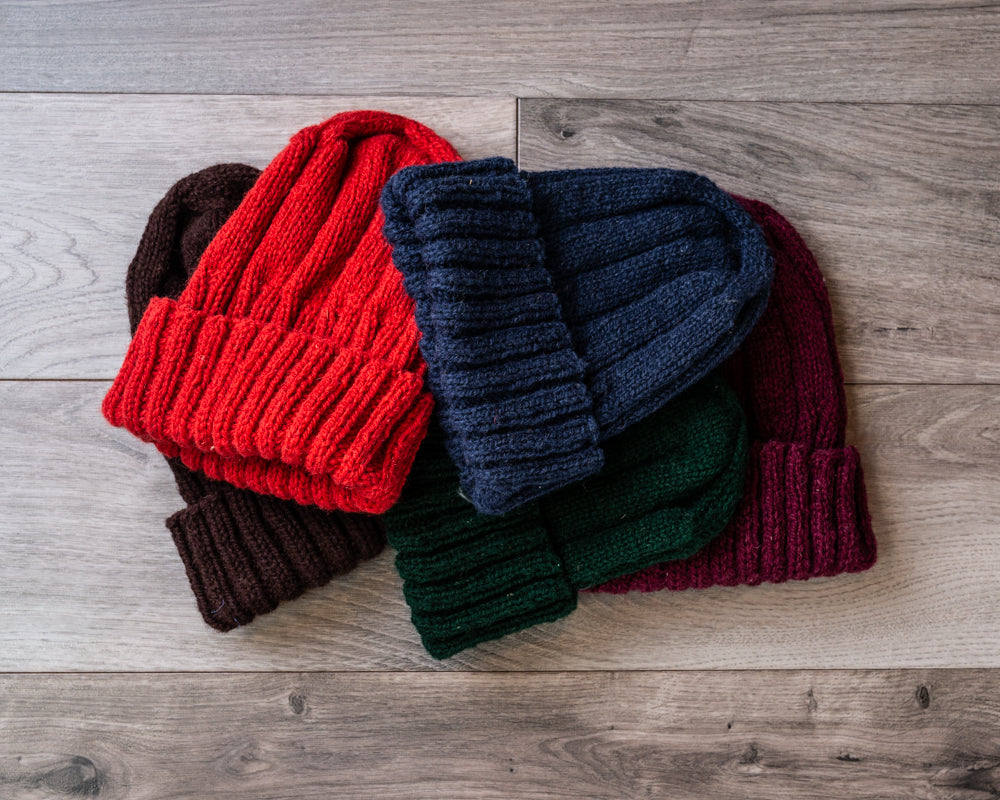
[595,198,876,592]
[103,111,461,513]
[125,163,387,632]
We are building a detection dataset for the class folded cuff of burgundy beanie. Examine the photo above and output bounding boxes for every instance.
[592,441,876,593]
[102,296,432,513]
[167,484,386,631]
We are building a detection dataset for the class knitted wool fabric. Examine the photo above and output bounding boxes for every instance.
[594,198,876,593]
[103,110,461,513]
[126,164,386,632]
[384,373,748,659]
[381,157,773,515]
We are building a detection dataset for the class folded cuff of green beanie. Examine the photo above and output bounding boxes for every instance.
[592,441,876,592]
[381,157,603,515]
[384,431,577,659]
[102,295,432,513]
[391,517,577,659]
[401,554,577,660]
[166,485,386,631]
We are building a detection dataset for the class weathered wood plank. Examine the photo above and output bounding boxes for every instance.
[4,98,998,383]
[0,94,515,378]
[1,670,998,799]
[518,99,1000,384]
[1,381,997,671]
[2,1,999,101]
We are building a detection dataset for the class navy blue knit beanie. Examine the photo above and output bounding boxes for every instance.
[382,157,773,514]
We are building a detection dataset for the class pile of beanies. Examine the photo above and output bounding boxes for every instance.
[104,109,876,656]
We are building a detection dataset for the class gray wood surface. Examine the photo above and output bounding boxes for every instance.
[3,381,997,671]
[2,670,998,799]
[3,1,999,102]
[5,98,997,383]
[519,99,1000,384]
[0,94,515,379]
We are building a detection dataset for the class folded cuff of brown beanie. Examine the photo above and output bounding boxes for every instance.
[103,295,432,513]
[592,441,876,593]
[166,484,386,631]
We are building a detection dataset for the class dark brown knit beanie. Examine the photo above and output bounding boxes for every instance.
[126,164,386,631]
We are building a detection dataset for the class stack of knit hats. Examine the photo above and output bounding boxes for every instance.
[104,109,875,656]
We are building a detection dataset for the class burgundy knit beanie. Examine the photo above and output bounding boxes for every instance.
[126,164,386,631]
[595,198,876,592]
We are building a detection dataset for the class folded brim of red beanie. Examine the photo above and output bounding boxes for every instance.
[593,198,876,593]
[121,162,387,632]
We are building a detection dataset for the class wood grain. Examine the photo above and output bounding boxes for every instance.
[2,381,997,671]
[518,99,1000,384]
[1,670,998,799]
[2,1,999,102]
[5,97,998,383]
[0,94,514,379]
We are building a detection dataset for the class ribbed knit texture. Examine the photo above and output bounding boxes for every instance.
[103,110,461,514]
[382,157,772,514]
[124,163,385,631]
[384,373,748,659]
[594,198,876,593]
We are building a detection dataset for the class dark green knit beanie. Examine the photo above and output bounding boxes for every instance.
[384,373,749,659]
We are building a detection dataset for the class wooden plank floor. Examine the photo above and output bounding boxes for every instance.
[2,671,998,800]
[3,1,998,101]
[2,2,999,797]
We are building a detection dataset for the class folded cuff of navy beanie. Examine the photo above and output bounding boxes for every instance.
[167,484,386,631]
[592,441,876,593]
[381,157,604,515]
[102,295,432,513]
